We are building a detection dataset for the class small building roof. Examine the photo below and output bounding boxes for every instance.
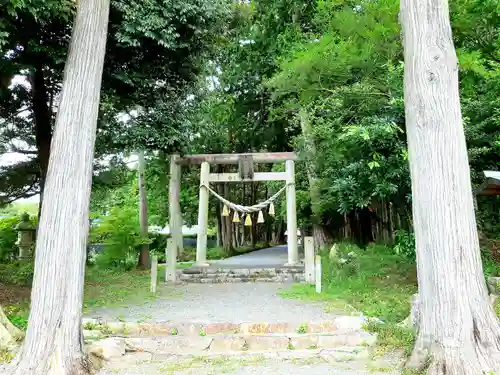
[475,171,500,196]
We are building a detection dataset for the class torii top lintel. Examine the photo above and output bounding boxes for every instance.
[175,152,297,166]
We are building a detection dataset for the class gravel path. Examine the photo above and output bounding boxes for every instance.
[212,245,300,268]
[85,283,344,323]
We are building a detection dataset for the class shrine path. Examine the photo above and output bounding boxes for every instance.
[210,244,303,268]
[86,245,403,375]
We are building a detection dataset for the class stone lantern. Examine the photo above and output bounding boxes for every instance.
[15,212,35,261]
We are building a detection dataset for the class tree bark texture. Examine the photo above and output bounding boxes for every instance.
[168,154,183,257]
[401,0,500,373]
[299,109,329,250]
[10,0,110,374]
[137,151,150,268]
[220,167,234,255]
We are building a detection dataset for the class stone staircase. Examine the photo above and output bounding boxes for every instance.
[84,317,376,362]
[178,265,305,283]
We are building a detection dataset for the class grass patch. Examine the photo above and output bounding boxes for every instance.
[366,321,416,356]
[2,264,183,329]
[83,266,160,311]
[281,242,500,355]
[281,243,418,324]
[176,262,194,269]
[280,242,418,354]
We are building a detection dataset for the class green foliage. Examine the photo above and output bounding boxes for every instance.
[0,216,18,262]
[0,262,34,286]
[482,246,500,277]
[266,0,409,217]
[365,322,416,356]
[394,230,416,261]
[4,304,28,330]
[3,266,176,331]
[281,242,418,324]
[0,202,38,217]
[90,204,146,269]
[1,0,232,204]
[83,267,165,311]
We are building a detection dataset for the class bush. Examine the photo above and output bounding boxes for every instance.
[318,242,417,323]
[178,247,196,262]
[482,246,500,277]
[207,247,226,260]
[394,229,416,261]
[89,206,149,269]
[0,262,34,286]
[0,217,20,262]
[149,233,168,253]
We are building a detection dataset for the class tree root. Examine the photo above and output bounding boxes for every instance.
[8,349,95,375]
[398,294,421,330]
[47,351,95,375]
[407,332,500,375]
[0,306,23,351]
[426,346,499,375]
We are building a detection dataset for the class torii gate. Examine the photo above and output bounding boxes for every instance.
[166,152,298,276]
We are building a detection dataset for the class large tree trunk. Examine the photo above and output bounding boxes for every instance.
[137,151,150,268]
[168,154,183,257]
[299,109,329,250]
[9,0,110,373]
[400,0,500,373]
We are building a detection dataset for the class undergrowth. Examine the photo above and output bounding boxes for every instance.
[3,265,184,330]
[281,242,418,323]
[280,242,418,353]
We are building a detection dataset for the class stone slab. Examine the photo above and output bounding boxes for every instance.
[83,320,345,338]
[89,337,126,360]
[245,335,291,351]
[289,335,318,350]
[208,335,247,352]
[241,323,290,334]
[156,336,213,354]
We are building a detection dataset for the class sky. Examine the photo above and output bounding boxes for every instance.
[0,75,37,202]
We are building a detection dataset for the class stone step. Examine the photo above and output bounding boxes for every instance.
[88,332,376,360]
[179,275,305,283]
[86,317,377,361]
[83,319,353,338]
[182,266,305,275]
[179,266,305,283]
[123,331,376,354]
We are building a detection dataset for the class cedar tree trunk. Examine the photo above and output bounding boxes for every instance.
[9,0,110,373]
[400,0,500,373]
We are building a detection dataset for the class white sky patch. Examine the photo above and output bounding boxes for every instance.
[0,152,31,167]
[9,74,31,90]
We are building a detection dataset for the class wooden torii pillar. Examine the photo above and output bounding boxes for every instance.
[167,152,299,277]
